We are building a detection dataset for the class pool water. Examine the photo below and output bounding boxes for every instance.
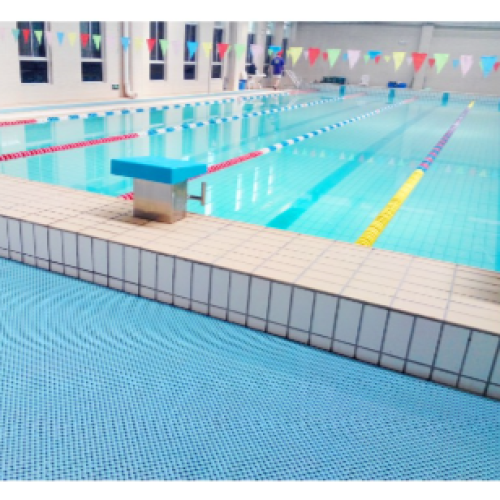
[0,258,498,480]
[1,91,499,271]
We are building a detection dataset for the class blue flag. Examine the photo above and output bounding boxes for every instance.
[452,59,459,68]
[57,32,64,45]
[368,50,382,59]
[481,55,497,77]
[187,41,198,59]
[121,37,130,50]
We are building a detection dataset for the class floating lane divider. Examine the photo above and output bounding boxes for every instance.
[356,101,475,247]
[0,92,290,128]
[119,97,415,200]
[0,93,361,163]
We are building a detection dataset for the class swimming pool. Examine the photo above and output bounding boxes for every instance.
[1,90,499,271]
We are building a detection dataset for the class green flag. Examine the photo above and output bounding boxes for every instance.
[93,34,101,50]
[363,54,370,63]
[159,39,168,56]
[434,53,449,74]
[233,43,245,60]
[34,30,43,45]
[327,48,340,67]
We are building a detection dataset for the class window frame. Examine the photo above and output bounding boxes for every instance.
[211,22,225,80]
[184,22,198,81]
[149,21,167,81]
[80,21,104,83]
[245,32,256,73]
[17,21,50,84]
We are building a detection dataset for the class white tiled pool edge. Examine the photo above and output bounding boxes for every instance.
[1,214,499,401]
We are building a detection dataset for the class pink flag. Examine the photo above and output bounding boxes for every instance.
[347,50,360,69]
[460,55,473,77]
[250,44,262,60]
[45,31,53,45]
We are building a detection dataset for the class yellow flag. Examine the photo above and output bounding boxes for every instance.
[393,52,406,71]
[134,37,143,49]
[68,32,77,47]
[288,47,303,66]
[202,41,212,58]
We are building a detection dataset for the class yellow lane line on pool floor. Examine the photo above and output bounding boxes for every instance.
[356,101,475,247]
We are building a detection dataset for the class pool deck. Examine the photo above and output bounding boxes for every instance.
[1,174,499,400]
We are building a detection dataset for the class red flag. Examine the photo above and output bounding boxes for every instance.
[494,62,500,71]
[22,29,30,43]
[277,50,283,57]
[412,52,427,72]
[322,52,328,61]
[80,33,90,48]
[217,43,229,59]
[375,55,381,64]
[308,47,320,66]
[147,38,156,52]
[428,58,436,68]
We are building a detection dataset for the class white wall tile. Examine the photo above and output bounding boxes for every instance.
[267,322,287,337]
[191,264,210,304]
[174,259,192,299]
[461,331,499,381]
[48,229,63,264]
[209,306,227,320]
[486,385,500,401]
[20,222,34,256]
[108,278,123,291]
[0,248,7,258]
[248,277,270,320]
[64,266,78,278]
[228,272,249,314]
[94,274,108,286]
[431,369,458,388]
[228,311,246,325]
[92,238,108,276]
[62,231,77,268]
[108,243,124,280]
[79,270,93,282]
[268,283,292,325]
[23,255,35,266]
[357,305,388,351]
[288,328,308,343]
[7,219,21,253]
[50,262,64,274]
[434,325,470,374]
[332,341,355,358]
[139,287,156,300]
[0,217,8,249]
[380,354,405,372]
[247,317,266,332]
[157,291,173,304]
[140,251,156,289]
[77,235,93,272]
[191,301,209,315]
[310,334,331,351]
[490,355,500,386]
[408,318,441,365]
[124,282,139,295]
[36,259,49,270]
[34,225,49,260]
[382,312,414,358]
[355,347,380,365]
[210,268,230,308]
[334,299,363,344]
[157,255,174,294]
[289,287,314,332]
[405,362,431,379]
[311,293,338,338]
[124,246,140,284]
[458,377,486,395]
[10,252,21,262]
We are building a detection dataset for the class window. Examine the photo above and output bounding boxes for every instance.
[184,23,197,80]
[245,32,256,73]
[17,21,48,83]
[263,23,274,76]
[211,22,224,79]
[80,22,103,82]
[150,21,166,81]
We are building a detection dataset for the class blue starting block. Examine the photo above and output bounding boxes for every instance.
[112,156,207,223]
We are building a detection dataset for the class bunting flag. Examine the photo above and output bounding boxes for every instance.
[217,43,229,59]
[322,52,328,61]
[384,55,391,62]
[347,50,360,69]
[201,41,212,57]
[187,41,198,58]
[363,54,370,63]
[159,39,168,56]
[12,28,20,41]
[22,29,30,44]
[327,48,340,67]
[134,37,143,50]
[93,34,101,51]
[57,32,64,45]
[481,56,497,77]
[146,39,156,53]
[368,50,381,59]
[121,37,130,50]
[375,55,381,64]
[460,55,473,77]
[269,45,281,55]
[277,50,283,57]
[34,30,43,45]
[308,47,320,66]
[45,31,53,45]
[412,52,427,72]
[495,62,500,72]
[250,44,262,60]
[342,52,348,61]
[288,47,302,66]
[68,33,77,46]
[434,53,449,74]
[428,58,435,68]
[452,59,459,69]
[233,43,246,60]
[80,33,90,48]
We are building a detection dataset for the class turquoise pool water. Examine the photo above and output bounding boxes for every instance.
[1,91,499,271]
[0,258,498,480]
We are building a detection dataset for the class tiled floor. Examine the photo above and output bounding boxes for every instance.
[1,174,499,336]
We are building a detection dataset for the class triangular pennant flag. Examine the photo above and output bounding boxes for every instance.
[57,32,64,45]
[268,49,273,57]
[412,52,427,72]
[234,43,246,60]
[34,30,43,45]
[384,55,391,62]
[269,45,281,55]
[250,44,262,60]
[308,48,320,66]
[217,43,229,59]
[22,29,30,44]
[93,34,101,51]
[134,37,143,50]
[201,41,212,57]
[375,55,381,64]
[347,50,360,69]
[12,29,20,41]
[187,41,198,58]
[45,31,52,46]
[159,39,168,56]
[460,55,473,77]
[363,54,370,63]
[480,56,497,77]
[121,37,130,50]
[434,54,449,74]
[342,52,348,61]
[288,47,303,66]
[428,58,435,68]
[80,33,90,48]
[327,48,340,67]
[452,59,459,69]
[322,52,328,61]
[494,62,500,72]
[368,50,381,59]
[147,39,156,53]
[68,33,77,46]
